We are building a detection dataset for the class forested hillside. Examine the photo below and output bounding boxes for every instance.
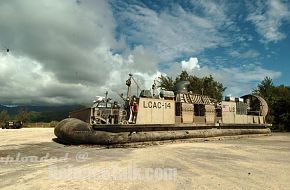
[0,105,83,123]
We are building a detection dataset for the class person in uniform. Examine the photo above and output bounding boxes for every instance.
[132,101,138,123]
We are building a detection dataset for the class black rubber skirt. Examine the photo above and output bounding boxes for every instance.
[54,118,271,145]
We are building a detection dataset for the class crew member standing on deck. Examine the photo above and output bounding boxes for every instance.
[132,99,139,123]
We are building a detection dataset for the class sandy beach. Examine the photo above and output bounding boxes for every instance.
[1,128,290,190]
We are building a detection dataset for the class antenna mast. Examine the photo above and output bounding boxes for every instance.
[126,74,132,101]
[152,80,156,96]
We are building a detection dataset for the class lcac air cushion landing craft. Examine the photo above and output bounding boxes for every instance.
[54,74,271,145]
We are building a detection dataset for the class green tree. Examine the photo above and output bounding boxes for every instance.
[0,110,10,124]
[158,75,175,91]
[15,110,30,122]
[201,75,226,101]
[175,70,190,82]
[26,111,41,122]
[254,76,274,96]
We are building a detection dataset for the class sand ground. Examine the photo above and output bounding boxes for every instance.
[0,128,290,190]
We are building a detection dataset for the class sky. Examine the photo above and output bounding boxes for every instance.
[0,0,289,105]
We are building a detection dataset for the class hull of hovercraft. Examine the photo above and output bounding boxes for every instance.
[54,118,271,145]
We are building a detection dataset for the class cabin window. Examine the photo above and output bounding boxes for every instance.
[194,104,205,116]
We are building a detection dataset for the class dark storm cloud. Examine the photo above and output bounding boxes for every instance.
[0,0,117,84]
[0,0,133,104]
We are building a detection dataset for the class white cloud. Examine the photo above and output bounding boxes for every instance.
[247,0,290,43]
[0,0,160,105]
[228,49,260,59]
[181,57,200,71]
[0,54,91,104]
[111,0,233,62]
[0,0,285,105]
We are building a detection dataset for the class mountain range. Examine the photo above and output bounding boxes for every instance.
[0,104,84,122]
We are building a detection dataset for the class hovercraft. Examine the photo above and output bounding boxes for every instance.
[54,74,271,145]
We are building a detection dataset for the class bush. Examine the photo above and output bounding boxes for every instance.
[49,121,59,128]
